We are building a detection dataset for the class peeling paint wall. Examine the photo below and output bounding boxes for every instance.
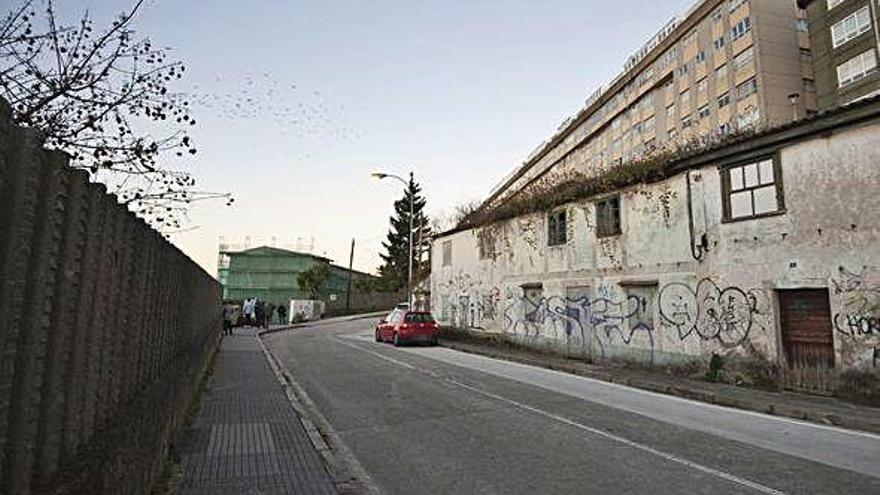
[432,121,880,372]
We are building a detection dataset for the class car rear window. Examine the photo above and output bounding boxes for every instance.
[405,312,435,323]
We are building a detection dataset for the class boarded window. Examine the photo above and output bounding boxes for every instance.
[722,156,785,221]
[442,240,452,266]
[625,284,657,329]
[477,229,495,259]
[596,196,622,237]
[548,209,567,246]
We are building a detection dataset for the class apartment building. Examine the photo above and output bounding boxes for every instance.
[798,0,880,109]
[488,0,815,207]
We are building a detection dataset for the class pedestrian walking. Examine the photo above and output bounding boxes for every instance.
[255,299,265,330]
[277,304,287,325]
[222,303,235,336]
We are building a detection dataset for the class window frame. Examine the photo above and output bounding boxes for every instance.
[441,240,452,266]
[547,208,568,247]
[720,154,786,222]
[595,195,622,238]
[837,49,878,88]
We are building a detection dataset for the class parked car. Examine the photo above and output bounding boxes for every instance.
[375,310,438,346]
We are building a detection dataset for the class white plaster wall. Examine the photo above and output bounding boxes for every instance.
[433,121,880,371]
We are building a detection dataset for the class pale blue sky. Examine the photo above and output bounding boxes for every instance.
[57,0,696,274]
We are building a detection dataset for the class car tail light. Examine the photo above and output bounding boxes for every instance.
[399,323,410,330]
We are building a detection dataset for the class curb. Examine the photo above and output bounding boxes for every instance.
[440,340,880,435]
[258,311,387,337]
[257,336,380,495]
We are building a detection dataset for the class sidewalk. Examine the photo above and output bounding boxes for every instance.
[177,328,336,494]
[441,336,880,434]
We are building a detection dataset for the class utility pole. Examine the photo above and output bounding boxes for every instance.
[346,238,355,310]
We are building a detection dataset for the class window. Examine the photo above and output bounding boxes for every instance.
[695,51,707,64]
[442,240,452,266]
[523,285,544,322]
[827,0,844,11]
[729,0,747,12]
[831,7,872,49]
[716,64,728,80]
[548,209,567,246]
[698,104,710,119]
[795,18,809,33]
[837,49,878,87]
[666,104,675,118]
[733,46,754,70]
[730,17,752,41]
[714,36,725,50]
[719,121,733,134]
[803,78,816,92]
[681,88,691,104]
[737,105,759,127]
[596,196,622,237]
[712,8,724,22]
[736,77,758,100]
[723,157,784,220]
[681,113,693,128]
[477,229,495,260]
[625,285,657,329]
[697,77,708,93]
[718,92,731,108]
[405,312,435,323]
[677,64,689,77]
[644,115,655,131]
[799,48,813,64]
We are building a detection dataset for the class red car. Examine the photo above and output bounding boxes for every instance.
[375,310,439,346]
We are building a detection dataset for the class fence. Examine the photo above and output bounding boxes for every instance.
[0,100,221,494]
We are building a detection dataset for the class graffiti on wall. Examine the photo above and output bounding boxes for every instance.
[658,278,763,348]
[832,266,880,338]
[439,277,765,364]
[502,291,655,361]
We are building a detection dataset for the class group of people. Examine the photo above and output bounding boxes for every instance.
[222,297,289,336]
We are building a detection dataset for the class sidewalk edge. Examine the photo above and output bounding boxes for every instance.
[257,337,381,495]
[440,340,880,435]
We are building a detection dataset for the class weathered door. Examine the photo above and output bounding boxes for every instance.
[778,289,835,393]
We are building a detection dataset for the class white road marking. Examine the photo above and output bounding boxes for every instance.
[335,336,787,494]
[333,337,416,370]
[402,345,880,441]
[450,379,788,495]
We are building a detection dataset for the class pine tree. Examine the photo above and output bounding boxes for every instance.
[378,173,431,291]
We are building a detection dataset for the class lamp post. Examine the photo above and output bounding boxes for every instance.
[372,171,414,306]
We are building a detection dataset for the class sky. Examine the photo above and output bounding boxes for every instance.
[51,0,697,275]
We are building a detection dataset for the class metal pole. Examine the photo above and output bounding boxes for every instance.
[408,182,414,307]
[346,238,355,310]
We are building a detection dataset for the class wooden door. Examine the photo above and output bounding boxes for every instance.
[778,289,835,393]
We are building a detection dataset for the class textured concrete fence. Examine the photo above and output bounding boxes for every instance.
[0,101,221,494]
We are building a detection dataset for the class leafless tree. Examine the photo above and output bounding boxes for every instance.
[0,0,231,231]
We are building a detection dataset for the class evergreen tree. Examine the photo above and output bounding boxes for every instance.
[378,173,431,291]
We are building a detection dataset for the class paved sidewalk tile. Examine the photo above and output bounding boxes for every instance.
[179,328,336,494]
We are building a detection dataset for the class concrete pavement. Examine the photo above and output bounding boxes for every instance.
[177,328,336,494]
[263,318,880,495]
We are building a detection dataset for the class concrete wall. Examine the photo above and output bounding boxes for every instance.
[432,119,880,373]
[0,101,221,494]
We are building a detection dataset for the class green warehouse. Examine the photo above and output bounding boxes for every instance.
[218,246,376,308]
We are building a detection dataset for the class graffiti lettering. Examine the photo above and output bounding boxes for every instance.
[503,293,654,362]
[658,278,760,348]
[832,266,880,339]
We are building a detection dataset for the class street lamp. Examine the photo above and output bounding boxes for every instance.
[372,171,414,306]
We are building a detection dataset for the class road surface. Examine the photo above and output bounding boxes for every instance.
[263,318,880,495]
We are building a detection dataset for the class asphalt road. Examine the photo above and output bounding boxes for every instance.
[263,318,880,495]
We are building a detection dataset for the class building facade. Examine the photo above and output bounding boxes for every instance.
[798,0,880,110]
[487,0,816,208]
[432,97,880,390]
[220,246,375,308]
